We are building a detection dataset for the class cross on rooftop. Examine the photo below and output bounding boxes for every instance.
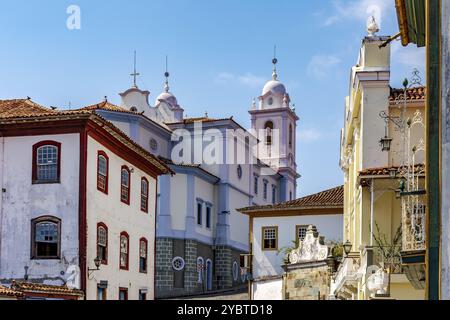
[131,50,140,88]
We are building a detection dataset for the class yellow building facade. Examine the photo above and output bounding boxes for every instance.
[332,25,426,300]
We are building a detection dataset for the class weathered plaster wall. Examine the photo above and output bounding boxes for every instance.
[0,134,80,284]
[85,137,156,300]
[252,278,283,300]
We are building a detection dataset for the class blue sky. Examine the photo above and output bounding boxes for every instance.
[0,0,425,197]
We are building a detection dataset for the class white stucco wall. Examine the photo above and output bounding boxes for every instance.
[252,278,283,300]
[229,189,250,250]
[170,173,187,232]
[252,214,343,279]
[0,134,80,283]
[85,137,156,300]
[137,125,170,159]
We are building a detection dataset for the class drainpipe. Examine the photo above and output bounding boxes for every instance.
[370,179,374,246]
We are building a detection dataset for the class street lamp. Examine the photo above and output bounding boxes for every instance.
[88,256,102,277]
[379,126,393,152]
[343,240,352,257]
[389,167,397,179]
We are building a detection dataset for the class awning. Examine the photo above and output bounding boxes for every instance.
[395,0,426,47]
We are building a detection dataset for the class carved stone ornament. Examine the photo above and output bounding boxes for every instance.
[289,225,329,264]
[65,265,81,289]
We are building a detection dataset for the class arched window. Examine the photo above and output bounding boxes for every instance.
[197,257,205,284]
[97,223,108,265]
[141,178,149,213]
[264,121,274,146]
[206,260,213,291]
[32,141,61,183]
[119,232,129,270]
[121,166,131,205]
[31,216,61,259]
[232,261,239,282]
[97,151,109,194]
[139,238,148,273]
[289,124,293,149]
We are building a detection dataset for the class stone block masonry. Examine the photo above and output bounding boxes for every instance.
[156,238,174,293]
[215,245,232,290]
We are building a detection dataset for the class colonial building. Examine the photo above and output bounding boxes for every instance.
[0,99,171,300]
[81,59,300,298]
[238,186,343,300]
[333,20,426,300]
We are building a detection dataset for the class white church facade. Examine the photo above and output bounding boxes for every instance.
[84,59,300,298]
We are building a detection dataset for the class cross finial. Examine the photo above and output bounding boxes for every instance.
[164,55,170,93]
[272,45,278,80]
[131,50,140,88]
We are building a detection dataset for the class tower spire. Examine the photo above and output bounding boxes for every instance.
[272,45,278,80]
[164,55,170,93]
[130,50,140,88]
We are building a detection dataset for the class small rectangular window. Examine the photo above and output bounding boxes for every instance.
[206,206,211,229]
[262,227,278,251]
[296,225,308,245]
[119,288,128,301]
[272,186,277,204]
[263,181,268,200]
[139,290,147,301]
[254,176,259,195]
[197,203,203,226]
[97,287,107,300]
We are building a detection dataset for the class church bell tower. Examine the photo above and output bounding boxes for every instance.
[249,54,299,201]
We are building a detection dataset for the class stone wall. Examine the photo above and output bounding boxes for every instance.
[283,261,331,300]
[215,245,232,290]
[155,238,174,295]
[184,240,198,292]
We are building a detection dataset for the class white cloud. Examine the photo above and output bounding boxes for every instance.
[307,54,341,79]
[323,0,391,28]
[214,72,266,88]
[299,128,323,143]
